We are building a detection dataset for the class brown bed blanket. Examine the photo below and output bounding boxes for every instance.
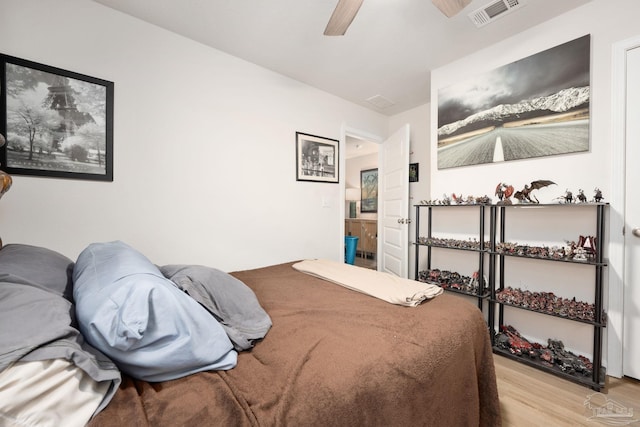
[89,262,501,427]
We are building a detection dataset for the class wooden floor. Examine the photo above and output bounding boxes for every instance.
[353,253,376,270]
[495,354,640,426]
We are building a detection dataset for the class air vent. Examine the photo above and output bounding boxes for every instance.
[468,0,526,28]
[366,95,396,110]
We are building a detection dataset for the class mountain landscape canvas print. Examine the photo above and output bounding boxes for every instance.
[436,35,591,169]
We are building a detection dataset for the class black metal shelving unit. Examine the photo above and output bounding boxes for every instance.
[413,203,494,310]
[491,203,608,391]
[413,202,608,391]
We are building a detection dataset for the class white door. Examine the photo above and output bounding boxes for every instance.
[379,124,410,277]
[624,46,640,380]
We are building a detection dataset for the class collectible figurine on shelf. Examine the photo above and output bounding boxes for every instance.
[495,183,514,205]
[514,180,556,203]
[561,189,574,204]
[593,188,604,203]
[475,195,491,204]
[576,189,588,203]
[573,246,588,261]
[578,235,597,257]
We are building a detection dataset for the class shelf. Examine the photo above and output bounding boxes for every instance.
[415,242,489,253]
[494,251,607,266]
[444,287,491,299]
[415,202,607,390]
[492,347,605,391]
[493,203,607,390]
[493,300,606,326]
[418,278,489,299]
[414,204,494,312]
[496,202,608,208]
[415,203,492,207]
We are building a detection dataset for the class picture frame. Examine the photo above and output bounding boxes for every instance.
[360,168,378,213]
[295,132,338,183]
[409,163,419,182]
[436,35,590,169]
[0,54,114,181]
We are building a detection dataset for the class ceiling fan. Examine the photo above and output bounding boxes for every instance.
[324,0,472,36]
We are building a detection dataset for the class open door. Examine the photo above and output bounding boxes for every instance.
[623,45,640,380]
[378,124,410,277]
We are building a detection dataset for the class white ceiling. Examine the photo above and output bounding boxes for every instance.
[92,0,592,116]
[345,136,379,159]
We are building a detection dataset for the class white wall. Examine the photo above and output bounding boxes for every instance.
[0,0,388,271]
[430,0,640,375]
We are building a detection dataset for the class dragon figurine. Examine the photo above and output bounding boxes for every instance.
[495,183,514,205]
[514,180,556,203]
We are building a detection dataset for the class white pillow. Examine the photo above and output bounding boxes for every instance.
[73,241,237,382]
[0,359,109,427]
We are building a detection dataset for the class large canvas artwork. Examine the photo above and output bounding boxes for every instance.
[437,35,591,169]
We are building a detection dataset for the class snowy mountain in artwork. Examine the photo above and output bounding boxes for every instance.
[438,86,590,139]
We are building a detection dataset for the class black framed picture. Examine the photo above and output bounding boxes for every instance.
[0,54,114,181]
[295,132,339,183]
[409,163,419,182]
[360,168,378,213]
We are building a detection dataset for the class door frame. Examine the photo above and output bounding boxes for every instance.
[609,34,640,378]
[340,124,383,266]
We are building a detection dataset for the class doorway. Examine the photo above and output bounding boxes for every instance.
[345,135,379,270]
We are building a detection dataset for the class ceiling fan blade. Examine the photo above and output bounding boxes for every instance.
[324,0,364,36]
[431,0,472,17]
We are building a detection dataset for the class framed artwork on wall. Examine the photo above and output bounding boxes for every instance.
[436,34,591,169]
[360,168,378,213]
[0,54,114,181]
[409,163,419,182]
[295,132,339,183]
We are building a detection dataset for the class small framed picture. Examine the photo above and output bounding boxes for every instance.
[360,168,378,213]
[296,132,339,183]
[0,54,114,181]
[409,163,419,182]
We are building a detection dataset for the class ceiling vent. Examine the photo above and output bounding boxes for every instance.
[468,0,526,28]
[366,95,396,110]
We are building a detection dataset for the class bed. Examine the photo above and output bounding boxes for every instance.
[0,242,501,427]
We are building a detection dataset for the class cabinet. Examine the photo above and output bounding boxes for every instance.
[413,204,494,310]
[345,219,377,259]
[492,203,607,391]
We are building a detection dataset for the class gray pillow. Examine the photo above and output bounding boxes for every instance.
[0,244,74,301]
[160,264,272,351]
[0,244,121,416]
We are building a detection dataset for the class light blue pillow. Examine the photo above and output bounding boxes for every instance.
[72,241,237,382]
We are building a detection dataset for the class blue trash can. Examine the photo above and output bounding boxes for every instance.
[345,236,359,265]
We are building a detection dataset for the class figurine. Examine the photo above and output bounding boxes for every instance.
[573,246,588,261]
[514,180,556,203]
[495,183,514,205]
[593,188,604,203]
[576,189,587,203]
[562,189,574,204]
[475,195,491,204]
[578,235,597,257]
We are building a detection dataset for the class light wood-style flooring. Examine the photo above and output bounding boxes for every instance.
[353,253,376,270]
[495,354,640,426]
